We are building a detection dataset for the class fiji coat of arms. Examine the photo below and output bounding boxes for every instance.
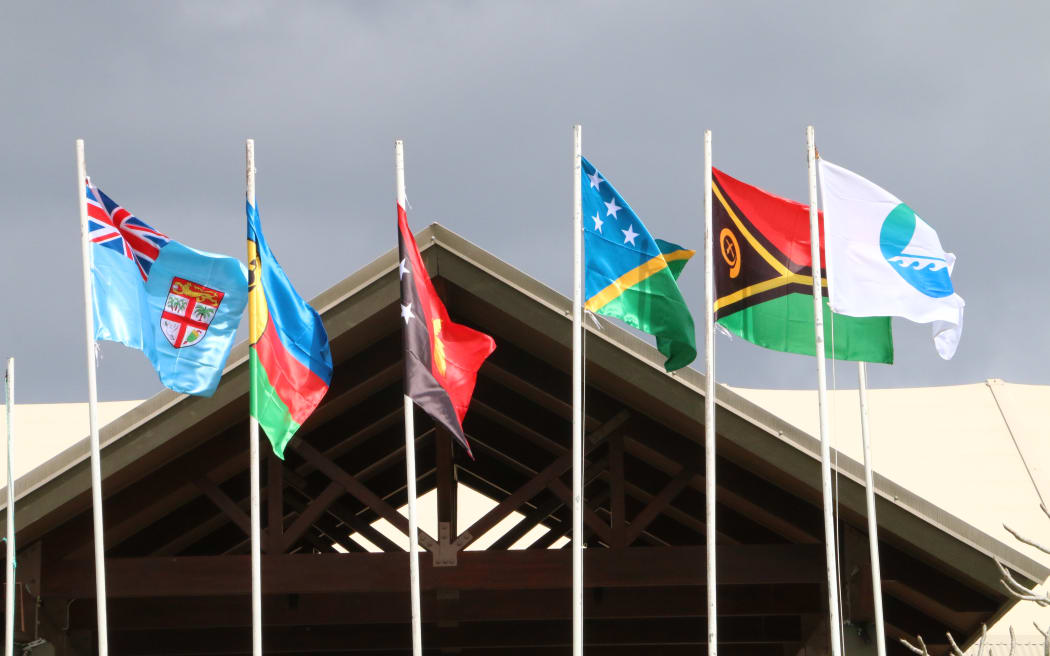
[161,277,225,348]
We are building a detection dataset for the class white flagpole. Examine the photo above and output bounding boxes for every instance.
[858,361,887,656]
[395,139,424,656]
[245,139,263,656]
[4,358,14,656]
[806,126,843,656]
[76,139,110,656]
[702,130,718,656]
[571,124,584,656]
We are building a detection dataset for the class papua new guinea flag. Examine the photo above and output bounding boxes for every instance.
[582,157,696,372]
[711,168,893,363]
[398,206,495,457]
[247,202,333,458]
[88,180,248,396]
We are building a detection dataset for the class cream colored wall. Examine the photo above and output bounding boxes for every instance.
[0,400,143,487]
[730,382,1050,640]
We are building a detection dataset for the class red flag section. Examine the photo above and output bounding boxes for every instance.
[712,168,826,269]
[398,206,495,456]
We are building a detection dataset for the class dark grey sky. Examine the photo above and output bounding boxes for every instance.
[2,2,1047,402]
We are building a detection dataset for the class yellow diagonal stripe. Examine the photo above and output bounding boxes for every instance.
[714,273,829,312]
[586,249,694,313]
[712,182,793,277]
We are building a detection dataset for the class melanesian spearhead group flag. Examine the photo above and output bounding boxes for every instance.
[88,180,248,396]
[582,157,696,372]
[818,159,964,359]
[248,202,333,458]
[711,168,894,363]
[398,207,495,457]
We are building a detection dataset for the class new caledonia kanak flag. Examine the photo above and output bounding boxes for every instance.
[88,179,248,396]
[398,206,495,457]
[711,168,894,363]
[248,201,333,458]
[582,157,696,371]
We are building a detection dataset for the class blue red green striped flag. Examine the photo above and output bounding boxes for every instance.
[247,202,333,457]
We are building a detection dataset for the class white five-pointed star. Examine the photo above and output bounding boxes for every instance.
[604,197,622,219]
[400,301,415,324]
[591,212,604,233]
[622,224,639,246]
[399,258,410,279]
[587,170,604,190]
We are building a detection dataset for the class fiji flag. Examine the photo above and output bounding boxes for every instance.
[583,157,696,371]
[88,180,248,396]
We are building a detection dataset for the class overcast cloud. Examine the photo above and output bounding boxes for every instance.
[2,1,1048,402]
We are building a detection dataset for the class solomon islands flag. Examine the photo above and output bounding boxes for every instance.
[398,206,495,458]
[247,201,333,458]
[88,180,248,396]
[583,157,696,371]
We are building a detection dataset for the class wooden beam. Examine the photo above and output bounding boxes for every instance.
[609,433,626,548]
[292,439,437,550]
[42,545,825,598]
[280,481,344,553]
[623,465,694,545]
[435,427,456,538]
[71,584,823,630]
[268,449,283,551]
[530,488,610,549]
[192,476,253,544]
[546,477,614,546]
[456,411,627,549]
[623,435,822,545]
[281,467,403,553]
[106,616,802,653]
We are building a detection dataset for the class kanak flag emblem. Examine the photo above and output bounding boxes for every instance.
[161,277,225,348]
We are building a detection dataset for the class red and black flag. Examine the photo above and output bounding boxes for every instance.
[398,207,496,457]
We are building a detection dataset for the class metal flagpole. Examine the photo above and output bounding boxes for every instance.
[395,139,424,656]
[857,362,887,656]
[571,124,584,656]
[805,126,843,656]
[76,138,110,656]
[703,130,717,656]
[4,358,14,656]
[246,139,263,656]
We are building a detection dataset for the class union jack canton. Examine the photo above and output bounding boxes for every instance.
[86,179,169,280]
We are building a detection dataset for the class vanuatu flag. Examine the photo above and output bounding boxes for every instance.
[247,202,333,457]
[398,205,495,457]
[712,168,893,363]
[583,157,696,371]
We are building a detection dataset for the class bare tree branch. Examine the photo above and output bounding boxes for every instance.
[997,558,1050,606]
[900,635,931,656]
[1004,523,1050,556]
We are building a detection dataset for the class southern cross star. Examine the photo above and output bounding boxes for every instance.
[592,212,604,233]
[400,301,415,324]
[604,197,622,219]
[622,224,639,246]
[587,170,604,190]
[399,258,410,280]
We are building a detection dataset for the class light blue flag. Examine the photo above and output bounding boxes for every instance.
[88,182,248,396]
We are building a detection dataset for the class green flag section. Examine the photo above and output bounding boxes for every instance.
[589,239,698,372]
[718,293,893,362]
[582,157,696,372]
[712,167,893,364]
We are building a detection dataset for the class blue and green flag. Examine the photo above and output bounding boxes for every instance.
[582,157,696,371]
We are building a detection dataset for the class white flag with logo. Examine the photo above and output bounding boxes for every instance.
[818,159,964,359]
